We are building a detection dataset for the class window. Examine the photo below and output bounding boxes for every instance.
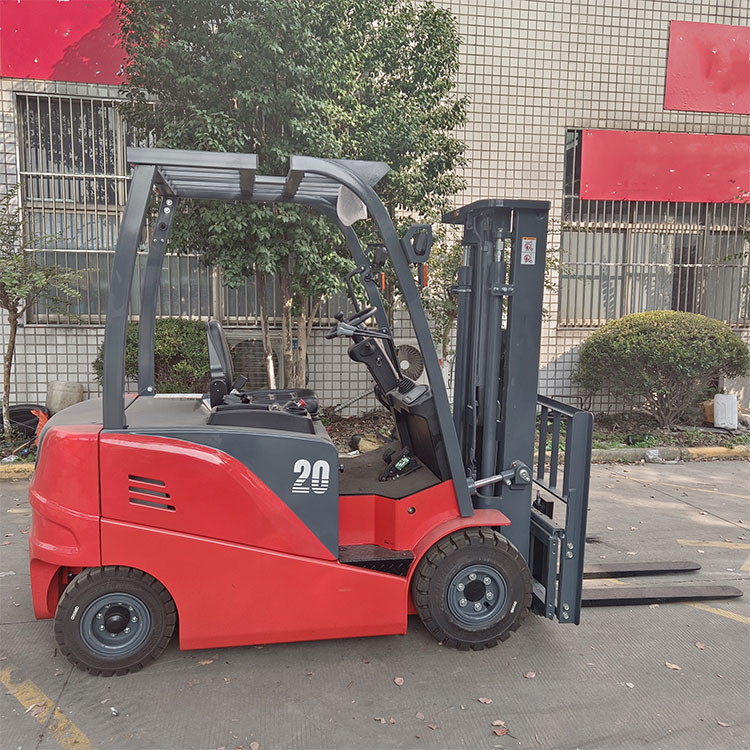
[17,94,345,327]
[18,94,214,323]
[559,130,750,327]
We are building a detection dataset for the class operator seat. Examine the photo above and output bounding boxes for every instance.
[205,320,319,413]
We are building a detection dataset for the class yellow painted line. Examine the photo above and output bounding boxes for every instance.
[677,539,750,550]
[685,445,750,460]
[741,554,750,573]
[0,666,91,750]
[684,602,750,626]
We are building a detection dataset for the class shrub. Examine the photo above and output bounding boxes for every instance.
[573,311,750,428]
[93,319,210,394]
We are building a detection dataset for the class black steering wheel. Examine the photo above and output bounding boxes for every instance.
[325,305,379,339]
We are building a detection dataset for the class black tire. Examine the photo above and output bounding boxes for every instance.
[54,566,176,676]
[411,527,531,650]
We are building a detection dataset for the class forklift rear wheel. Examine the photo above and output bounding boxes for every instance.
[411,528,531,650]
[54,566,176,676]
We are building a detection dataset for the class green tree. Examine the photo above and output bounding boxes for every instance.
[92,319,210,393]
[117,0,466,388]
[0,187,80,439]
[573,310,750,428]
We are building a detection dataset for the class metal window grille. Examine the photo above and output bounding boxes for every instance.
[560,130,750,327]
[16,94,345,326]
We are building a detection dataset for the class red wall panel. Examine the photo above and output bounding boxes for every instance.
[580,130,750,203]
[665,20,750,115]
[0,0,123,85]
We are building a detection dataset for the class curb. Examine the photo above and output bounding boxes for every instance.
[1,444,748,479]
[591,444,750,463]
[0,463,35,479]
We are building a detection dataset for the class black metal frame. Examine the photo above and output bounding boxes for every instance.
[531,396,593,624]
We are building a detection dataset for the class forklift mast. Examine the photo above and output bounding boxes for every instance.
[445,201,549,557]
[444,202,593,623]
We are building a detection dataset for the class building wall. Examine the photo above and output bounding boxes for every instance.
[1,2,749,414]
[438,0,750,406]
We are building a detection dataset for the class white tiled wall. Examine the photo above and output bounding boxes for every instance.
[1,1,749,413]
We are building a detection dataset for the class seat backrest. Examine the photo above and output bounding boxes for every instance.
[206,320,234,393]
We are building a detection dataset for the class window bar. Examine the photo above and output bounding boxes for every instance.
[47,95,60,323]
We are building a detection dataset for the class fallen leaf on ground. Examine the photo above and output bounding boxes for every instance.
[54,669,64,676]
[374,717,386,724]
[415,712,425,720]
[394,677,404,686]
[523,671,536,679]
[717,721,730,727]
[198,658,216,665]
[491,720,506,727]
[695,642,705,650]
[249,743,260,750]
[630,527,637,531]
[477,697,493,704]
[494,728,509,736]
[305,671,314,676]
[665,662,681,671]
[428,724,437,730]
[389,717,396,724]
[223,677,231,685]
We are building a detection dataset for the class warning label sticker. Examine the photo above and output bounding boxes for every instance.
[521,237,536,265]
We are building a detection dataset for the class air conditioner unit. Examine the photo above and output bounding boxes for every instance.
[223,330,283,390]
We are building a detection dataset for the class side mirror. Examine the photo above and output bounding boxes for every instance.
[368,244,388,271]
[400,224,433,263]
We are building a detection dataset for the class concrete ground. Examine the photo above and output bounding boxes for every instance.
[1,461,748,750]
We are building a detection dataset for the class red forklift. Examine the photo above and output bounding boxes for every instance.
[28,148,738,676]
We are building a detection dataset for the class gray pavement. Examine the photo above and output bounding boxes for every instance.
[1,461,749,750]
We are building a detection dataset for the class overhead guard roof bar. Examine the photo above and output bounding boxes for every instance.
[127,148,388,210]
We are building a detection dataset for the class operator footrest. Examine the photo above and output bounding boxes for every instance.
[339,545,414,577]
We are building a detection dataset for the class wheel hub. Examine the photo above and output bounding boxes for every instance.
[80,593,151,657]
[447,564,508,628]
[103,606,130,634]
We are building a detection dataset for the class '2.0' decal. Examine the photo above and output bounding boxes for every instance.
[292,459,330,495]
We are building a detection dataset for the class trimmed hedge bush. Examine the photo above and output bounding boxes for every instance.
[93,318,210,394]
[573,311,750,428]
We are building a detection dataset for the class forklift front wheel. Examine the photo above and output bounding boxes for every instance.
[54,566,177,676]
[411,528,531,650]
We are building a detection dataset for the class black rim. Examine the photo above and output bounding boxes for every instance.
[446,563,509,628]
[79,593,151,658]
